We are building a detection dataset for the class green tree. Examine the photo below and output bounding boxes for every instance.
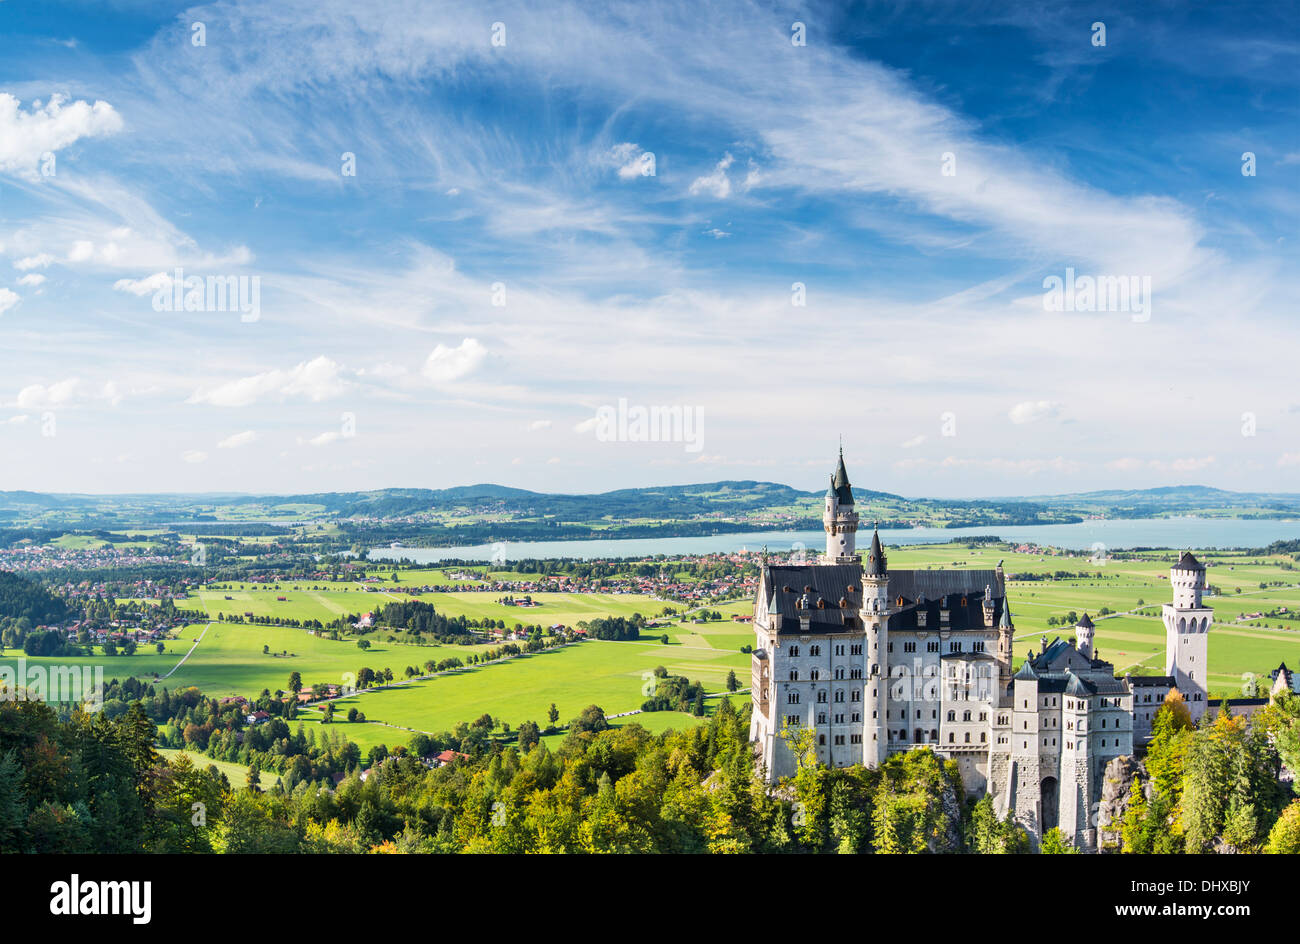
[1265,800,1300,854]
[1039,827,1077,854]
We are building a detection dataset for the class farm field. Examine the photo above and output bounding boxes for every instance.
[160,585,669,631]
[297,638,748,736]
[157,748,258,787]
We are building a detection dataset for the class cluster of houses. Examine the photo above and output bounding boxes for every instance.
[0,544,188,575]
[54,619,179,648]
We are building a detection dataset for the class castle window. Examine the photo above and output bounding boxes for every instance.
[817,690,827,703]
[948,732,955,743]
[964,732,971,743]
[963,710,972,722]
[915,728,924,743]
[789,670,798,681]
[946,710,956,722]
[851,690,860,702]
[980,732,986,743]
[810,645,821,656]
[818,734,825,746]
[904,642,917,653]
[787,693,800,704]
[835,690,845,703]
[810,669,821,681]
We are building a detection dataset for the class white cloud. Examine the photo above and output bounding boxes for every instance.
[308,430,341,447]
[15,378,81,409]
[189,356,348,407]
[1008,400,1062,424]
[0,93,123,175]
[16,274,45,287]
[900,434,926,449]
[689,153,735,199]
[181,449,208,464]
[422,338,487,384]
[11,378,124,409]
[218,430,257,449]
[1278,453,1300,468]
[0,289,19,315]
[573,416,599,434]
[604,142,652,180]
[14,254,54,271]
[528,419,552,431]
[113,271,172,296]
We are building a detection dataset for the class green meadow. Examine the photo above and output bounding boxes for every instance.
[296,637,748,736]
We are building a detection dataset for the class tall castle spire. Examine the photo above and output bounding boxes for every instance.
[822,444,860,564]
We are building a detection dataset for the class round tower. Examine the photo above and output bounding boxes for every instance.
[1075,612,1095,659]
[1162,550,1211,720]
[822,446,859,564]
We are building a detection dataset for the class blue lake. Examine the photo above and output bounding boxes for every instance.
[368,517,1300,563]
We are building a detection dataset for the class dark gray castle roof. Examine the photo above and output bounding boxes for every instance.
[865,528,886,576]
[1013,636,1130,697]
[760,563,862,634]
[885,591,1008,633]
[1127,674,1175,687]
[756,560,1005,636]
[830,449,853,505]
[1176,550,1205,572]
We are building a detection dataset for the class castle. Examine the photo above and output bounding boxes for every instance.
[747,448,1261,850]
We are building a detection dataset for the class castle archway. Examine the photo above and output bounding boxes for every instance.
[1040,777,1059,832]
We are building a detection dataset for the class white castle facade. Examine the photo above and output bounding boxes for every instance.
[748,449,1229,850]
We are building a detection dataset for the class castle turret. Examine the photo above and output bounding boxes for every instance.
[1075,612,1095,659]
[996,596,1015,691]
[822,447,860,564]
[1162,551,1211,720]
[861,524,890,765]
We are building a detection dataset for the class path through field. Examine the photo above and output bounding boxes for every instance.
[157,621,214,681]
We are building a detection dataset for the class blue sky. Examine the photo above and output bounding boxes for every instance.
[0,0,1296,497]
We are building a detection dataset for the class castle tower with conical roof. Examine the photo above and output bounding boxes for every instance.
[822,446,860,564]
